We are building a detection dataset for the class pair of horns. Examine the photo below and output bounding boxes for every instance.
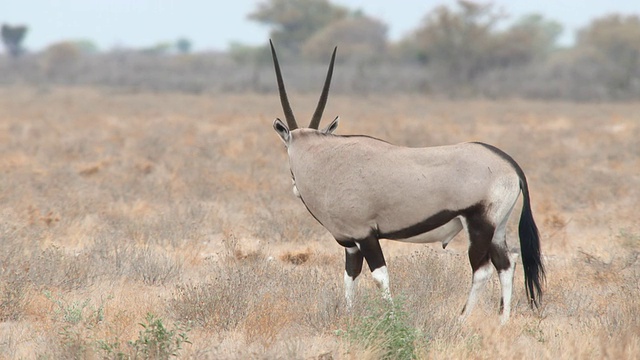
[270,39,336,130]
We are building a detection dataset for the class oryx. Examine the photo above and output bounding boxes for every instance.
[269,41,544,324]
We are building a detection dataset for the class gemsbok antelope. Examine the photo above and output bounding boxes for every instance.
[269,40,544,324]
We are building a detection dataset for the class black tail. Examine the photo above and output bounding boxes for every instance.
[518,175,545,309]
[471,142,545,308]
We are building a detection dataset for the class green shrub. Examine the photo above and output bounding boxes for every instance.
[129,313,191,359]
[97,313,191,359]
[338,296,426,360]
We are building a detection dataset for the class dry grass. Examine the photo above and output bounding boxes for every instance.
[0,87,638,359]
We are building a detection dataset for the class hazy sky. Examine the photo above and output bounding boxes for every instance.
[3,0,639,52]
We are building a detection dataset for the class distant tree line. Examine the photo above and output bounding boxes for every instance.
[1,0,640,101]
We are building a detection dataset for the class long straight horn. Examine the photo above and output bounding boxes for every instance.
[309,46,337,130]
[269,40,298,130]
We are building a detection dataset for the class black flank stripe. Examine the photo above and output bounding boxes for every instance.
[380,203,484,240]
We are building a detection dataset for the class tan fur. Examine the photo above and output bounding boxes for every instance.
[287,129,520,241]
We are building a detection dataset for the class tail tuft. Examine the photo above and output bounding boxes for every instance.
[518,180,545,308]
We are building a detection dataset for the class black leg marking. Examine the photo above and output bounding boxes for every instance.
[460,214,495,318]
[465,212,495,271]
[345,248,364,279]
[336,239,356,248]
[490,242,510,316]
[339,236,391,304]
[357,236,386,272]
[490,244,511,272]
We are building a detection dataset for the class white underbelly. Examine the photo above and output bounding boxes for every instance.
[389,217,463,247]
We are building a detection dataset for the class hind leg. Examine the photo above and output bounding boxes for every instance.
[493,249,518,324]
[490,231,516,324]
[460,254,493,321]
[490,194,518,325]
[490,203,519,324]
[460,217,495,321]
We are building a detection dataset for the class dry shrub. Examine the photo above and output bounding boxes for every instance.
[0,276,30,322]
[233,249,262,261]
[250,195,328,244]
[244,292,293,348]
[77,162,103,176]
[387,249,471,335]
[0,235,31,322]
[171,252,343,344]
[289,267,343,333]
[27,246,95,291]
[170,258,270,332]
[28,207,61,227]
[220,231,265,262]
[280,248,312,265]
[130,247,183,286]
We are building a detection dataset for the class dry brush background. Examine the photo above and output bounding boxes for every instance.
[0,87,639,359]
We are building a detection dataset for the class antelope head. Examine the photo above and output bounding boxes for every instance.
[270,40,340,145]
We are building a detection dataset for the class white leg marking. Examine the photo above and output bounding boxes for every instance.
[344,270,357,309]
[460,263,493,321]
[490,198,517,324]
[499,252,519,324]
[345,246,359,255]
[344,246,360,309]
[371,265,392,302]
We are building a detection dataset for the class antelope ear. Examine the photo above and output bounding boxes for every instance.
[273,118,290,144]
[321,116,340,134]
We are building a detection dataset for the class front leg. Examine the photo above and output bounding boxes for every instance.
[338,240,364,309]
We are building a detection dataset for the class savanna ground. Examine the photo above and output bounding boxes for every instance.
[0,87,638,359]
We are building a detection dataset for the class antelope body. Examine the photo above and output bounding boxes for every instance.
[269,41,544,324]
